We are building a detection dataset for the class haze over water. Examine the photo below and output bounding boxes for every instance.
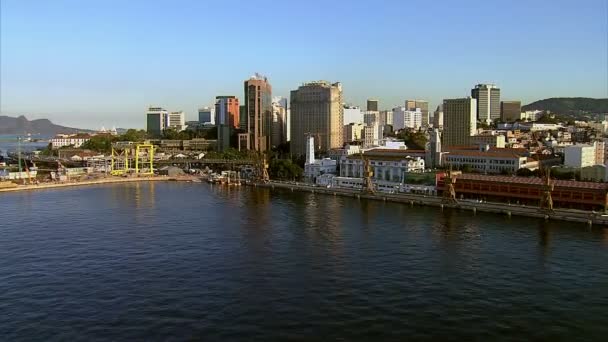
[1,183,607,340]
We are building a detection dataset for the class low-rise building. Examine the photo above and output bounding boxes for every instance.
[443,148,537,174]
[51,134,91,149]
[471,134,506,148]
[564,143,603,168]
[340,149,425,182]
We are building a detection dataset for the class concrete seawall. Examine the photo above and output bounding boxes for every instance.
[252,181,608,227]
[0,176,171,193]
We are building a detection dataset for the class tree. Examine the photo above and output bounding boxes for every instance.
[81,135,115,153]
[121,129,148,142]
[268,159,303,180]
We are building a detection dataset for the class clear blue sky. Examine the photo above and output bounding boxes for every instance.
[1,0,607,129]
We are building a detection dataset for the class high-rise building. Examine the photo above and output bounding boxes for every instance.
[239,105,247,131]
[198,107,214,124]
[367,99,379,112]
[380,110,393,126]
[168,111,186,131]
[343,105,362,124]
[433,105,444,130]
[272,96,288,147]
[425,129,442,168]
[215,96,240,151]
[405,100,429,127]
[363,123,380,148]
[244,74,272,152]
[344,123,364,143]
[472,84,500,124]
[392,107,422,130]
[146,106,169,137]
[501,101,521,122]
[290,81,343,156]
[442,97,477,148]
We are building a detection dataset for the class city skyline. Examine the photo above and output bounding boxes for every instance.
[1,0,607,129]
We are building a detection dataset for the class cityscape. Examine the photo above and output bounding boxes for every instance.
[1,0,607,340]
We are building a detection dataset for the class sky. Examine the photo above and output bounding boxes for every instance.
[1,0,607,129]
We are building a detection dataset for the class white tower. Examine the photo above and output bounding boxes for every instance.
[306,135,315,164]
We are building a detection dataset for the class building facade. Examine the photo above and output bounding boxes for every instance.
[340,150,425,182]
[271,97,288,147]
[433,104,443,130]
[168,111,186,131]
[444,149,536,174]
[472,84,500,124]
[215,96,240,151]
[290,81,343,156]
[343,105,362,124]
[50,134,91,149]
[564,144,600,168]
[500,101,521,122]
[367,99,379,112]
[244,74,272,152]
[344,123,364,143]
[406,100,429,127]
[392,107,422,130]
[442,97,477,148]
[198,107,213,124]
[146,107,169,137]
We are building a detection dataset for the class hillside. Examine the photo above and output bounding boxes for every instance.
[0,115,92,135]
[522,97,608,115]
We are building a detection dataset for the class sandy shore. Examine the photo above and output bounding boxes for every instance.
[0,176,175,193]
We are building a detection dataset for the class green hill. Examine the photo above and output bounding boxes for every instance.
[522,97,608,115]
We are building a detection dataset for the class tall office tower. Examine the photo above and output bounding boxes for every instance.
[442,97,477,148]
[290,81,343,156]
[168,111,186,131]
[471,84,500,124]
[405,100,429,127]
[501,100,521,122]
[392,107,422,130]
[146,106,169,137]
[215,96,240,151]
[367,99,379,112]
[198,107,214,124]
[239,105,247,130]
[425,129,442,168]
[381,110,393,126]
[363,110,383,139]
[244,73,272,152]
[433,104,444,129]
[271,97,288,147]
[343,105,362,124]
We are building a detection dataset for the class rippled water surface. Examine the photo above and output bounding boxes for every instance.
[1,182,607,340]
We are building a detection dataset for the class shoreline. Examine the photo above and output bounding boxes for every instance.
[0,176,177,193]
[252,181,608,227]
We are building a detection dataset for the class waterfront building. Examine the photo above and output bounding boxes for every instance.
[443,148,537,174]
[501,101,521,122]
[367,99,379,112]
[198,107,214,124]
[146,106,169,138]
[50,134,92,149]
[344,123,364,143]
[442,97,477,148]
[340,149,425,182]
[471,84,500,124]
[244,74,272,152]
[406,100,429,127]
[392,107,422,130]
[436,173,608,211]
[272,97,288,147]
[215,96,240,152]
[168,111,186,132]
[433,105,443,130]
[290,81,343,156]
[304,135,337,183]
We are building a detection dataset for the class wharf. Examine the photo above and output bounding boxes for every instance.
[0,176,174,193]
[252,181,608,227]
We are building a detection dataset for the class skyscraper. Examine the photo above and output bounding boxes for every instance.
[501,101,521,122]
[433,104,444,130]
[272,96,288,147]
[367,99,379,112]
[471,84,500,124]
[244,74,272,152]
[215,96,240,151]
[146,106,169,138]
[405,100,429,127]
[442,97,477,148]
[290,81,343,156]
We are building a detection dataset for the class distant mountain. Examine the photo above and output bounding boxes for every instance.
[0,115,93,135]
[522,98,608,115]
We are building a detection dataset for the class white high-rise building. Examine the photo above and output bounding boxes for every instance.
[472,84,500,124]
[344,123,365,142]
[363,123,380,148]
[168,111,186,131]
[392,107,422,130]
[343,105,362,124]
[272,97,288,146]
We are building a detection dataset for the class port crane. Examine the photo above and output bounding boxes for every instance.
[442,166,461,205]
[539,167,554,212]
[359,152,375,194]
